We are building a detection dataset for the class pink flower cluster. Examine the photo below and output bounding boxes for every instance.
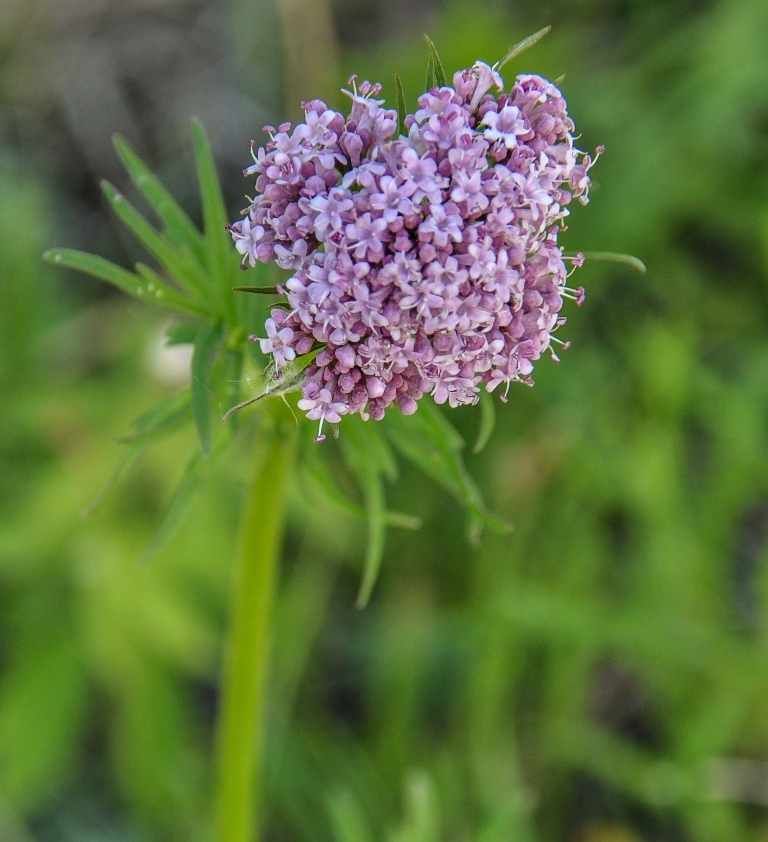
[230,62,599,440]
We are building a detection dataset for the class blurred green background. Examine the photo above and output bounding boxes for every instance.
[3,0,768,840]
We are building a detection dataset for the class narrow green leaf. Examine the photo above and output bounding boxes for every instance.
[232,286,280,295]
[234,261,276,331]
[423,35,446,87]
[42,249,204,317]
[303,457,420,529]
[191,118,235,322]
[395,74,408,136]
[101,180,212,307]
[497,26,552,70]
[582,251,647,273]
[112,134,207,266]
[356,470,386,609]
[346,415,398,480]
[140,451,207,562]
[134,263,209,317]
[383,403,508,535]
[191,321,223,458]
[473,389,496,454]
[426,54,436,91]
[302,457,366,519]
[420,399,465,450]
[339,422,390,608]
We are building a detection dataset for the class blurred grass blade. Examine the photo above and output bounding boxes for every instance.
[391,772,441,842]
[473,390,496,454]
[42,249,205,317]
[166,320,200,346]
[583,251,647,273]
[116,389,193,445]
[140,450,207,562]
[327,790,375,842]
[426,54,436,91]
[191,118,234,321]
[498,26,551,70]
[112,134,207,266]
[100,180,212,306]
[395,74,408,136]
[82,391,194,516]
[222,350,244,432]
[191,321,223,458]
[386,511,422,530]
[80,445,146,517]
[423,36,446,86]
[0,639,89,812]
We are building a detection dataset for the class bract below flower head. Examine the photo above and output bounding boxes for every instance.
[229,60,600,438]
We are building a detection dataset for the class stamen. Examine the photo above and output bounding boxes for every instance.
[560,286,586,305]
[315,414,326,443]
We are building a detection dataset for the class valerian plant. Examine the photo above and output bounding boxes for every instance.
[45,31,638,842]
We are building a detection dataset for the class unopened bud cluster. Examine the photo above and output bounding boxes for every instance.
[230,62,599,439]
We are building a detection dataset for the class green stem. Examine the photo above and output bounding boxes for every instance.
[214,406,296,842]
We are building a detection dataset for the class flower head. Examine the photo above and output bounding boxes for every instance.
[232,59,598,438]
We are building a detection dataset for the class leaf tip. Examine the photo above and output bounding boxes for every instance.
[498,25,553,70]
[355,588,372,610]
[100,179,120,200]
[190,116,207,141]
